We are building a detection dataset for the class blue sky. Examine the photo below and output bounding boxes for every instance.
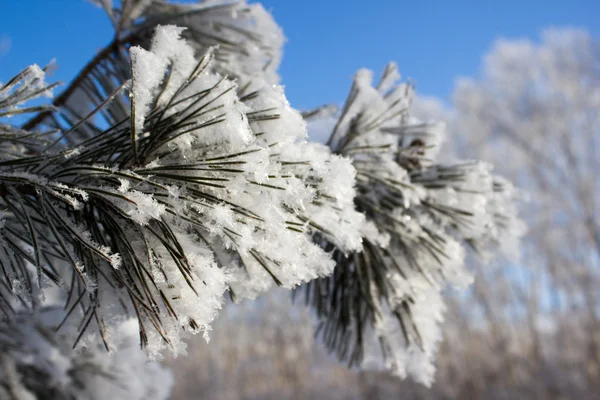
[1,0,599,110]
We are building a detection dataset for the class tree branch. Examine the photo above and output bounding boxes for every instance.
[21,32,136,131]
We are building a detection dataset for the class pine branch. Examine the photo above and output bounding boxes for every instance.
[22,0,284,135]
[1,26,362,363]
[301,62,523,385]
[0,307,172,400]
[21,33,137,131]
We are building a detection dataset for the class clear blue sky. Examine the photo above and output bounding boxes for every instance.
[1,0,598,110]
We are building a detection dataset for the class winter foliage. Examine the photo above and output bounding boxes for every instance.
[0,0,523,397]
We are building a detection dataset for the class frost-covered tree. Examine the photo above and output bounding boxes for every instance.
[0,1,521,397]
[435,28,600,397]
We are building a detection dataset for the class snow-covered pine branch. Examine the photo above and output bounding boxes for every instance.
[0,308,172,400]
[303,63,524,385]
[24,0,284,136]
[0,25,361,366]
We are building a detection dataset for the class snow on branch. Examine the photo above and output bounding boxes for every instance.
[304,62,524,385]
[0,308,172,400]
[0,26,362,365]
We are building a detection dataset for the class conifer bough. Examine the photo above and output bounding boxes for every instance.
[0,0,522,397]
